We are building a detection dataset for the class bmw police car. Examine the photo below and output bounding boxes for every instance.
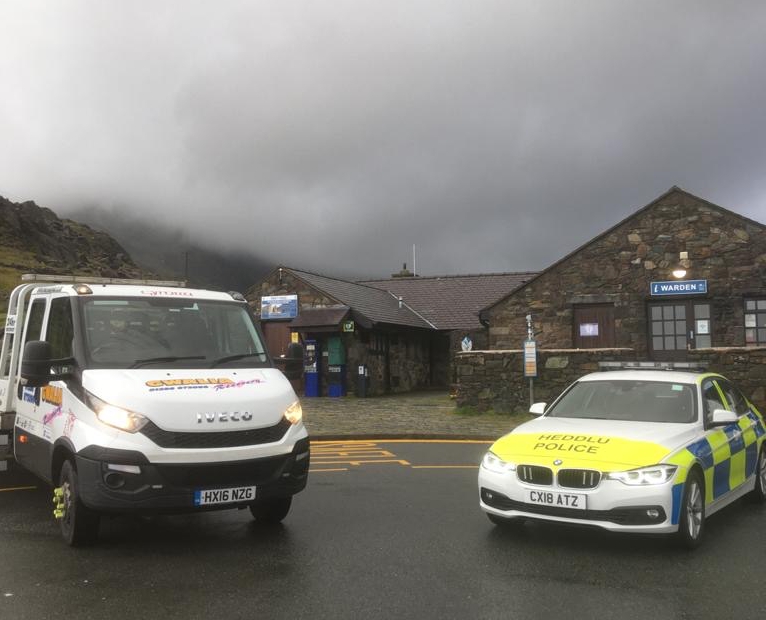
[478,363,766,547]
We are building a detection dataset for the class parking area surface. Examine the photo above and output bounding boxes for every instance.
[301,391,525,439]
[2,440,765,620]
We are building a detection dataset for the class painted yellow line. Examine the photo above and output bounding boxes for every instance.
[311,439,492,445]
[313,459,411,466]
[410,465,479,469]
[0,486,38,492]
[309,468,349,473]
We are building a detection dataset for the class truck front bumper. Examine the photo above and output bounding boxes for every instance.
[75,437,309,514]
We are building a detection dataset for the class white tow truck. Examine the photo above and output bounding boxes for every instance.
[0,274,309,545]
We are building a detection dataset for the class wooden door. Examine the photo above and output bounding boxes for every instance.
[573,304,615,348]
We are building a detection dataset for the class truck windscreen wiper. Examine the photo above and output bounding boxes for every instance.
[210,353,266,367]
[129,356,206,369]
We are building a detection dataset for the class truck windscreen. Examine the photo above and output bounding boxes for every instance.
[80,298,269,369]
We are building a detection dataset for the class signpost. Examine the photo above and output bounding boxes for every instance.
[524,315,537,407]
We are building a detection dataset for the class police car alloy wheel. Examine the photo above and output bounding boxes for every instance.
[677,470,704,549]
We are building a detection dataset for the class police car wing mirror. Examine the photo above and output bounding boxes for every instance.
[710,408,738,426]
[529,402,547,416]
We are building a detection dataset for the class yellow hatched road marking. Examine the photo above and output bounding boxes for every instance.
[313,459,411,466]
[309,468,349,472]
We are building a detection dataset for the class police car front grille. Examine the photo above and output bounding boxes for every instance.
[516,464,553,486]
[557,469,601,489]
[140,418,291,449]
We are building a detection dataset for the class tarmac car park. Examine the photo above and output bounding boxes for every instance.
[478,363,766,547]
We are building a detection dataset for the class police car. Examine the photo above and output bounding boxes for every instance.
[478,363,766,547]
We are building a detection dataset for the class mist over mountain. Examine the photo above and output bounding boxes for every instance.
[66,206,273,293]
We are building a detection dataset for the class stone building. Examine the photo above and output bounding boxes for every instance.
[456,187,766,413]
[246,266,533,396]
[482,186,766,357]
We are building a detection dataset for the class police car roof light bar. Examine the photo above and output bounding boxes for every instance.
[598,361,708,372]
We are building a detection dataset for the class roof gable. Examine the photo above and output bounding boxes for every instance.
[481,186,766,315]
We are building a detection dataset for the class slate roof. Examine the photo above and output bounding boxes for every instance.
[359,272,536,330]
[285,268,435,330]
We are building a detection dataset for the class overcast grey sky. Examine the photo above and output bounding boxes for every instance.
[2,1,765,279]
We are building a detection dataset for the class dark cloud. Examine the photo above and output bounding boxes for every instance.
[2,1,765,279]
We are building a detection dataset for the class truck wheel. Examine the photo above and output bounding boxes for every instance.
[749,446,766,504]
[58,460,100,546]
[676,470,704,549]
[249,497,291,524]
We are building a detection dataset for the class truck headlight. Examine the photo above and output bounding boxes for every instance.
[606,464,678,486]
[283,400,303,425]
[86,392,148,433]
[481,451,516,474]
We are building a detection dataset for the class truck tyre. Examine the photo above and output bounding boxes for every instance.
[748,446,766,504]
[59,460,100,546]
[249,496,291,524]
[676,470,704,549]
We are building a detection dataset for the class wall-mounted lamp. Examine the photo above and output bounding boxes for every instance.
[672,251,689,279]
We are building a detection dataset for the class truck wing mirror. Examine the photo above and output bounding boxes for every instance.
[21,340,55,388]
[20,341,73,388]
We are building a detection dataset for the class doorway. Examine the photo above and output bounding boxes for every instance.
[648,301,711,360]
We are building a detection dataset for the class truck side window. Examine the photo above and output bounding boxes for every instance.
[26,299,46,342]
[47,297,74,358]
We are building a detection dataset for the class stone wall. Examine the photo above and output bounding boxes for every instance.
[486,189,766,351]
[455,347,766,414]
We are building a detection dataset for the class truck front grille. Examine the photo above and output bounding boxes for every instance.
[140,418,291,449]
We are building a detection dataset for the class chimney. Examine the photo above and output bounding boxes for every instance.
[391,262,413,278]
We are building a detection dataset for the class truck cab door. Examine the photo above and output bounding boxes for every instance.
[15,295,75,483]
[13,297,49,478]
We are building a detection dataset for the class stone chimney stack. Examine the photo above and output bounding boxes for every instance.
[391,262,414,278]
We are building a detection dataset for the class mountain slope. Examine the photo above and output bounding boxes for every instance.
[0,195,148,321]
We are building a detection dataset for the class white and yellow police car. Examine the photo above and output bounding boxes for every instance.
[478,364,766,547]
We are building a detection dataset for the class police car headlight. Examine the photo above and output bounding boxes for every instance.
[283,400,303,425]
[606,464,678,486]
[481,451,516,474]
[86,392,148,433]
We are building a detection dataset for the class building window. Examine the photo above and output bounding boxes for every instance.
[744,299,766,345]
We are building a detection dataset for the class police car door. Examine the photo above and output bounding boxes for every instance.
[13,296,49,479]
[714,378,758,493]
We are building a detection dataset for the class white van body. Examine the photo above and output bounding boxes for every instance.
[0,275,309,544]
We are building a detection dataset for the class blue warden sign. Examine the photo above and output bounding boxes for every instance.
[650,280,708,296]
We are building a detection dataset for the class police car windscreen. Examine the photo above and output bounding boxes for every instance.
[546,380,696,423]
